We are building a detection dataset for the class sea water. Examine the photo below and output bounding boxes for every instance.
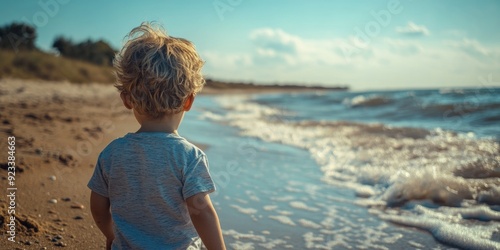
[181,88,500,249]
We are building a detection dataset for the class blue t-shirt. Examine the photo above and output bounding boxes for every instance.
[87,132,216,250]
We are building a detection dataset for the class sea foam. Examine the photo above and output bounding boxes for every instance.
[204,95,500,248]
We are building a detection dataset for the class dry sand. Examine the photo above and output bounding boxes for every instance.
[0,79,325,249]
[0,79,139,249]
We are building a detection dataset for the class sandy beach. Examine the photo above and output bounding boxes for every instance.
[0,79,336,249]
[0,79,139,249]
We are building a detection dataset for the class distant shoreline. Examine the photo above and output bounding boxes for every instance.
[202,79,349,95]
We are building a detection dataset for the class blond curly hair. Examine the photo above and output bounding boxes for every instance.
[114,22,205,118]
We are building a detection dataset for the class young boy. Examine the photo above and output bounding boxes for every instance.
[88,22,225,250]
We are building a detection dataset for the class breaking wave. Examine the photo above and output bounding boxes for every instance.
[203,93,500,249]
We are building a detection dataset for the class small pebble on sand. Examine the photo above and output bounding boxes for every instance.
[49,176,56,181]
[55,242,67,247]
[70,203,84,209]
[49,199,58,204]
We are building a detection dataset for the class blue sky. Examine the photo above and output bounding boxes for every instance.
[1,0,499,89]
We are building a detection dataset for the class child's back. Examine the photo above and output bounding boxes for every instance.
[89,132,213,248]
[87,22,225,250]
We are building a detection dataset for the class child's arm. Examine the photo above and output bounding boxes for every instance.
[187,192,226,250]
[90,191,115,250]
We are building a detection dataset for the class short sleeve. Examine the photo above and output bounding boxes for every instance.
[87,158,109,198]
[182,154,216,200]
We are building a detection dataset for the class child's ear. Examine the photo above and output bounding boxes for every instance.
[183,93,195,111]
[120,92,133,110]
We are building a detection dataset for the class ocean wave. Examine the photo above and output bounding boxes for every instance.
[343,94,392,107]
[211,96,500,205]
[482,115,500,122]
[252,89,500,139]
[253,92,345,108]
[419,102,500,116]
[380,206,500,250]
[439,88,465,95]
[207,95,500,248]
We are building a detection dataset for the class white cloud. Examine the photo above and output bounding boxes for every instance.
[445,38,500,62]
[249,28,374,66]
[448,38,488,56]
[396,22,430,36]
[458,38,490,56]
[200,28,500,89]
[250,28,303,54]
[383,38,422,56]
[201,51,253,80]
[202,51,252,68]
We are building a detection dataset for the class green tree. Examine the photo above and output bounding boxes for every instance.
[52,36,73,56]
[52,36,115,66]
[0,22,37,52]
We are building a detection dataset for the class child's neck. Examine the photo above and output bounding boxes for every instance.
[137,124,178,134]
[135,111,184,134]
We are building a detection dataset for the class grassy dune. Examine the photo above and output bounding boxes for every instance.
[0,49,115,83]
